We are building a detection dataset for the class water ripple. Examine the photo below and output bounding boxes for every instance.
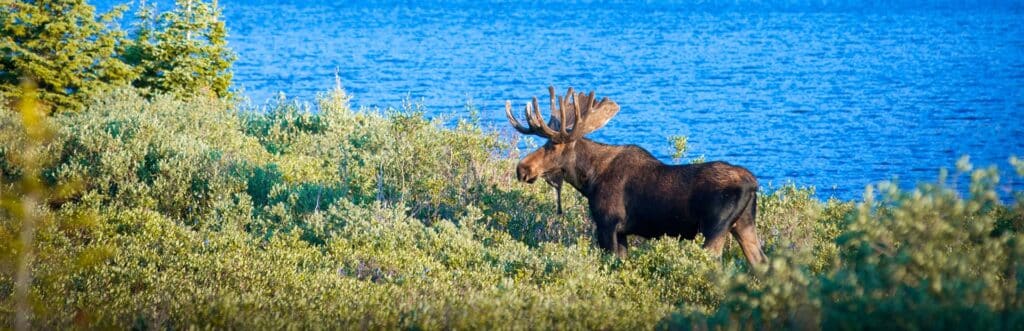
[94,1,1024,200]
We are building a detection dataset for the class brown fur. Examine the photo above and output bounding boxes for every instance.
[509,88,766,265]
[518,139,766,265]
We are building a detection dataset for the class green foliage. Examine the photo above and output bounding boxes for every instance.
[819,166,1024,329]
[667,135,706,164]
[662,161,1024,330]
[123,0,235,98]
[0,0,135,111]
[670,135,688,163]
[2,86,1023,328]
[754,186,852,273]
[0,0,235,111]
[0,82,58,330]
[44,89,263,227]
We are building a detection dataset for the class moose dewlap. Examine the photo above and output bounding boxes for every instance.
[505,86,766,266]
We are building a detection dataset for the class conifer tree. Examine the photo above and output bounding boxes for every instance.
[0,0,136,111]
[1,0,236,111]
[123,0,235,99]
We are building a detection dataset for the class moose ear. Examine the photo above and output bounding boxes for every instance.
[575,98,620,136]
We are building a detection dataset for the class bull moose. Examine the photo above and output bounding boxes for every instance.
[505,86,766,265]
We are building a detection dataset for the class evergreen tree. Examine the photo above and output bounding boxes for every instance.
[1,0,236,111]
[124,0,235,99]
[0,0,136,111]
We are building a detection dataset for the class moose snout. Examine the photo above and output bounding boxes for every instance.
[516,164,538,183]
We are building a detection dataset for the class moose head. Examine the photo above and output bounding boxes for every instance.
[505,86,766,265]
[505,86,619,214]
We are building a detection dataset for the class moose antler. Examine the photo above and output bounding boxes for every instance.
[505,86,619,142]
[505,86,573,142]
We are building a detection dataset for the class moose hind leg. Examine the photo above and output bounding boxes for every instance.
[730,196,766,265]
[696,188,743,259]
[700,200,734,259]
[732,222,766,265]
[702,230,729,259]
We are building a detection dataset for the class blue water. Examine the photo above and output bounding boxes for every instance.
[96,1,1024,200]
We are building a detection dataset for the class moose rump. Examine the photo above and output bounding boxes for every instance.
[615,160,763,264]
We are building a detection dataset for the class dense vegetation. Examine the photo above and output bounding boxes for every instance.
[2,0,1023,329]
[1,85,1021,329]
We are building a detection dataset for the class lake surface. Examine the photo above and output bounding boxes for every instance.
[98,1,1024,200]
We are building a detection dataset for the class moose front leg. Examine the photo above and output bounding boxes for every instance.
[596,222,627,259]
[616,233,629,258]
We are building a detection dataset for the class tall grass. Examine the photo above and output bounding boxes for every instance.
[1,87,1021,329]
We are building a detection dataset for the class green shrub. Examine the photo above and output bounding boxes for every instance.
[661,162,1024,330]
[2,86,1022,329]
[44,89,264,228]
[820,166,1024,330]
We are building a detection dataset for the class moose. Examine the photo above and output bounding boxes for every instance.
[505,86,766,265]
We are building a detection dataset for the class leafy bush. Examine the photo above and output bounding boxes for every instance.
[1,86,1022,328]
[661,163,1024,330]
